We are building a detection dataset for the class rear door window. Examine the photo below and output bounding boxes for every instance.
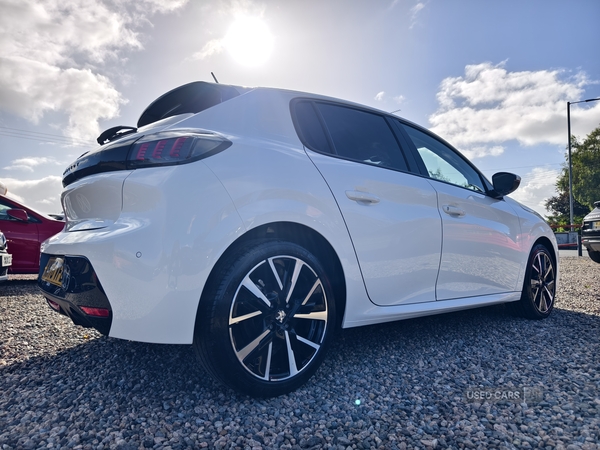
[292,100,409,172]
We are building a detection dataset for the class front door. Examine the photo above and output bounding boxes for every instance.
[399,123,523,300]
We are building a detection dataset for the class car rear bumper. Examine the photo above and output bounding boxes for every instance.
[581,236,600,252]
[0,252,10,281]
[38,164,246,344]
[38,254,113,335]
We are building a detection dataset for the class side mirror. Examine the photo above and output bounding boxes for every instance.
[491,172,521,198]
[7,209,29,222]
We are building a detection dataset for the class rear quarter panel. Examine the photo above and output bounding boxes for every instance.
[44,164,246,344]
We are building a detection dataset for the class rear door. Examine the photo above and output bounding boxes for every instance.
[293,100,442,306]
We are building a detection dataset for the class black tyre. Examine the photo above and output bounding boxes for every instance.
[587,249,600,264]
[511,244,556,319]
[194,240,336,397]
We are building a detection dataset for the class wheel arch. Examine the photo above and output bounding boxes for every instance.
[194,221,347,335]
[533,236,558,267]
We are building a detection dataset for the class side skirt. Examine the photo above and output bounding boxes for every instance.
[342,292,521,329]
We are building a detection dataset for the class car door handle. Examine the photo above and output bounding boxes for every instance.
[345,191,380,204]
[442,205,465,217]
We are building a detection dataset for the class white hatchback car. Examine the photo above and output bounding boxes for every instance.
[39,82,558,397]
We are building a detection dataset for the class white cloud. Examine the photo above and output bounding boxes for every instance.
[0,0,142,66]
[0,58,124,142]
[0,0,189,141]
[192,39,225,60]
[429,62,598,157]
[3,157,64,172]
[1,176,63,214]
[460,145,504,160]
[141,0,189,13]
[409,2,426,29]
[373,92,405,106]
[509,167,560,217]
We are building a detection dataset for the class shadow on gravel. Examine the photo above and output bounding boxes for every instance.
[2,302,598,403]
[1,301,599,447]
[2,277,38,287]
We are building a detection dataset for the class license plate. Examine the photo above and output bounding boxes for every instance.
[1,253,11,267]
[42,257,64,287]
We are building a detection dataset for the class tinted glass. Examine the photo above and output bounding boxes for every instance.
[315,103,408,171]
[293,101,332,153]
[0,199,40,223]
[0,201,11,221]
[138,82,241,127]
[402,124,485,193]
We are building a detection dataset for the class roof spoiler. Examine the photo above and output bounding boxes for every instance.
[137,82,242,128]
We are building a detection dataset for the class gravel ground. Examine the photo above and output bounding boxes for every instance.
[1,257,599,450]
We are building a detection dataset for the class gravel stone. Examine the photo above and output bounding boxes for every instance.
[1,257,599,449]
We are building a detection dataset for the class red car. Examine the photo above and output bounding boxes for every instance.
[0,194,65,274]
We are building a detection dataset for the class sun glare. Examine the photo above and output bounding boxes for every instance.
[224,17,273,67]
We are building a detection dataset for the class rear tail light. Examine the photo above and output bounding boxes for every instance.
[47,299,61,311]
[80,306,110,317]
[127,130,231,169]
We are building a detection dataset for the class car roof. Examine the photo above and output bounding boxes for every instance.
[138,81,405,128]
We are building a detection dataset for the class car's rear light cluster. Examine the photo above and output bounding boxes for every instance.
[62,130,232,187]
[126,130,232,169]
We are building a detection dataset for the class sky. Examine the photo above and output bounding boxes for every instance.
[0,0,599,217]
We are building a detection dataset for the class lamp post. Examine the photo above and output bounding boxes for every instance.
[566,97,600,228]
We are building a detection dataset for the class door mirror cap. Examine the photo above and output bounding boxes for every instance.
[7,209,29,222]
[491,172,521,198]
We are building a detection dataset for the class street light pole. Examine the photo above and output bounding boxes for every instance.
[566,97,600,229]
[567,101,573,227]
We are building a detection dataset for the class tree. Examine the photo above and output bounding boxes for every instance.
[544,189,589,229]
[569,126,600,209]
[545,124,600,226]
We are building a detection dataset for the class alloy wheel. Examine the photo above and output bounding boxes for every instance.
[228,255,328,381]
[529,250,555,314]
